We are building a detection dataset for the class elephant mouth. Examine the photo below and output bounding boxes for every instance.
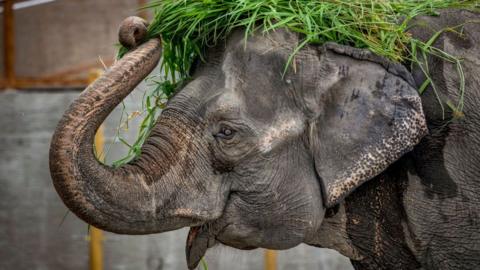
[186,223,261,269]
[186,226,215,270]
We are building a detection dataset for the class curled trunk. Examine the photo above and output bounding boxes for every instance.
[50,17,227,236]
[49,39,163,233]
[50,37,207,234]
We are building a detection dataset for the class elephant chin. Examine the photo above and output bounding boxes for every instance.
[186,226,259,269]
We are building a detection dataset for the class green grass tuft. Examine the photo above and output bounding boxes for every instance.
[113,0,479,165]
[139,0,477,80]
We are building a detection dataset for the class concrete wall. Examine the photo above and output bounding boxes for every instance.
[0,90,89,269]
[0,86,353,270]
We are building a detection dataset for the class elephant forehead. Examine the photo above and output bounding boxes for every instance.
[214,90,243,111]
[259,114,304,153]
[222,52,243,91]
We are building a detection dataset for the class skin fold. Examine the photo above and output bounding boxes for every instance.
[50,10,479,270]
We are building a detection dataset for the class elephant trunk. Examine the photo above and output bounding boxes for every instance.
[49,37,167,234]
[50,17,225,235]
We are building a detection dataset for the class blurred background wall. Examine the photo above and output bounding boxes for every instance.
[0,0,143,86]
[0,1,353,269]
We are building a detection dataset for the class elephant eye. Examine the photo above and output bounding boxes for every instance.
[216,126,235,140]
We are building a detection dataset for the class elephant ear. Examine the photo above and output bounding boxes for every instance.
[308,43,427,207]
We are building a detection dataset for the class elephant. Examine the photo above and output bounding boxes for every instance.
[49,9,480,270]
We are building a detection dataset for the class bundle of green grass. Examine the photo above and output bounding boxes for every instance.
[113,0,478,165]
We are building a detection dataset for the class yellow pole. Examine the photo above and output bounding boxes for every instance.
[90,69,104,270]
[264,250,277,270]
[89,221,104,270]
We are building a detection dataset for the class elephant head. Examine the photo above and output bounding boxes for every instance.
[50,17,427,269]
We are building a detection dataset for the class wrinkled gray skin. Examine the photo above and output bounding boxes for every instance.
[50,10,479,270]
[314,10,480,270]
